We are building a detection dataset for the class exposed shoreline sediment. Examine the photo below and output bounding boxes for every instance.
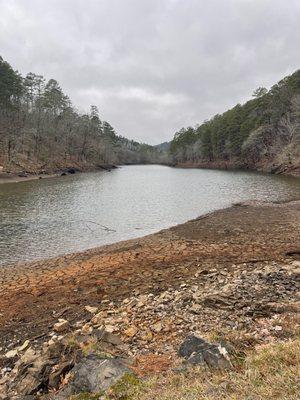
[0,199,299,355]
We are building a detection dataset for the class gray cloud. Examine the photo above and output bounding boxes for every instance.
[1,0,300,144]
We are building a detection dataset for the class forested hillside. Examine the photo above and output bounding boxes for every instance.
[0,57,167,174]
[170,70,300,175]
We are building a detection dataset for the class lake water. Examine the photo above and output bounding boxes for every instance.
[0,165,299,266]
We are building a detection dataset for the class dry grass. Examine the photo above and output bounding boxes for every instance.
[107,339,300,400]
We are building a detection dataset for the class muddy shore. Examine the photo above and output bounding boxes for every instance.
[0,200,299,357]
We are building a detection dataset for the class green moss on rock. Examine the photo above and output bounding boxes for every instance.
[107,372,141,399]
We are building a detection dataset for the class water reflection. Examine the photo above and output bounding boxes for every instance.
[0,165,299,266]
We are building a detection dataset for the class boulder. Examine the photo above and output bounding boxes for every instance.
[13,355,50,395]
[178,335,231,369]
[65,355,131,394]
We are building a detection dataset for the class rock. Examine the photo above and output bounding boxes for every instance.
[152,322,163,333]
[13,355,50,395]
[53,319,69,333]
[18,340,30,352]
[105,325,116,333]
[20,348,37,364]
[15,374,42,396]
[190,304,202,314]
[99,331,124,346]
[178,335,231,369]
[178,335,206,358]
[124,326,138,338]
[48,360,74,388]
[202,294,233,309]
[273,325,283,331]
[81,323,93,334]
[66,355,131,394]
[141,330,153,342]
[5,349,18,358]
[85,305,98,314]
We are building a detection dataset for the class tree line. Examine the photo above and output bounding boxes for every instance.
[0,56,167,173]
[170,70,300,172]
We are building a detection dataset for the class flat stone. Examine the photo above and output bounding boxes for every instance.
[152,322,163,333]
[53,319,69,333]
[85,305,98,314]
[124,326,138,338]
[5,349,18,358]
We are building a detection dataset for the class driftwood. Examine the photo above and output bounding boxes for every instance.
[80,220,116,233]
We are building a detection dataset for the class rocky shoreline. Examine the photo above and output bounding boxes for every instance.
[0,200,299,398]
[0,165,118,185]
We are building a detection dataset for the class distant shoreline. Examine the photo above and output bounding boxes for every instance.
[0,164,118,185]
[174,162,300,178]
[0,172,60,185]
[1,161,299,185]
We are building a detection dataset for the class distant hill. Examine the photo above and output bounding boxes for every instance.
[170,70,300,176]
[154,141,170,151]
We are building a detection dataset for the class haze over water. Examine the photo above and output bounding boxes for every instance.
[0,165,299,266]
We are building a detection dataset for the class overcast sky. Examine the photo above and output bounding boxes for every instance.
[1,0,300,144]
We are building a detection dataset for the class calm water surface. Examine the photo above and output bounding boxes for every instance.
[0,165,299,266]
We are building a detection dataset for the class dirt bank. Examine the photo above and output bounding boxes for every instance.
[0,200,299,356]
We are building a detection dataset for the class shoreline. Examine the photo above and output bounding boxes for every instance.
[0,199,299,397]
[175,162,300,177]
[0,199,299,352]
[1,161,299,185]
[0,172,60,185]
[0,164,118,185]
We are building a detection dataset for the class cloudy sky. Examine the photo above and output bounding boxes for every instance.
[1,0,300,144]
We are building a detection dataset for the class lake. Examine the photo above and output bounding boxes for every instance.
[0,165,299,266]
